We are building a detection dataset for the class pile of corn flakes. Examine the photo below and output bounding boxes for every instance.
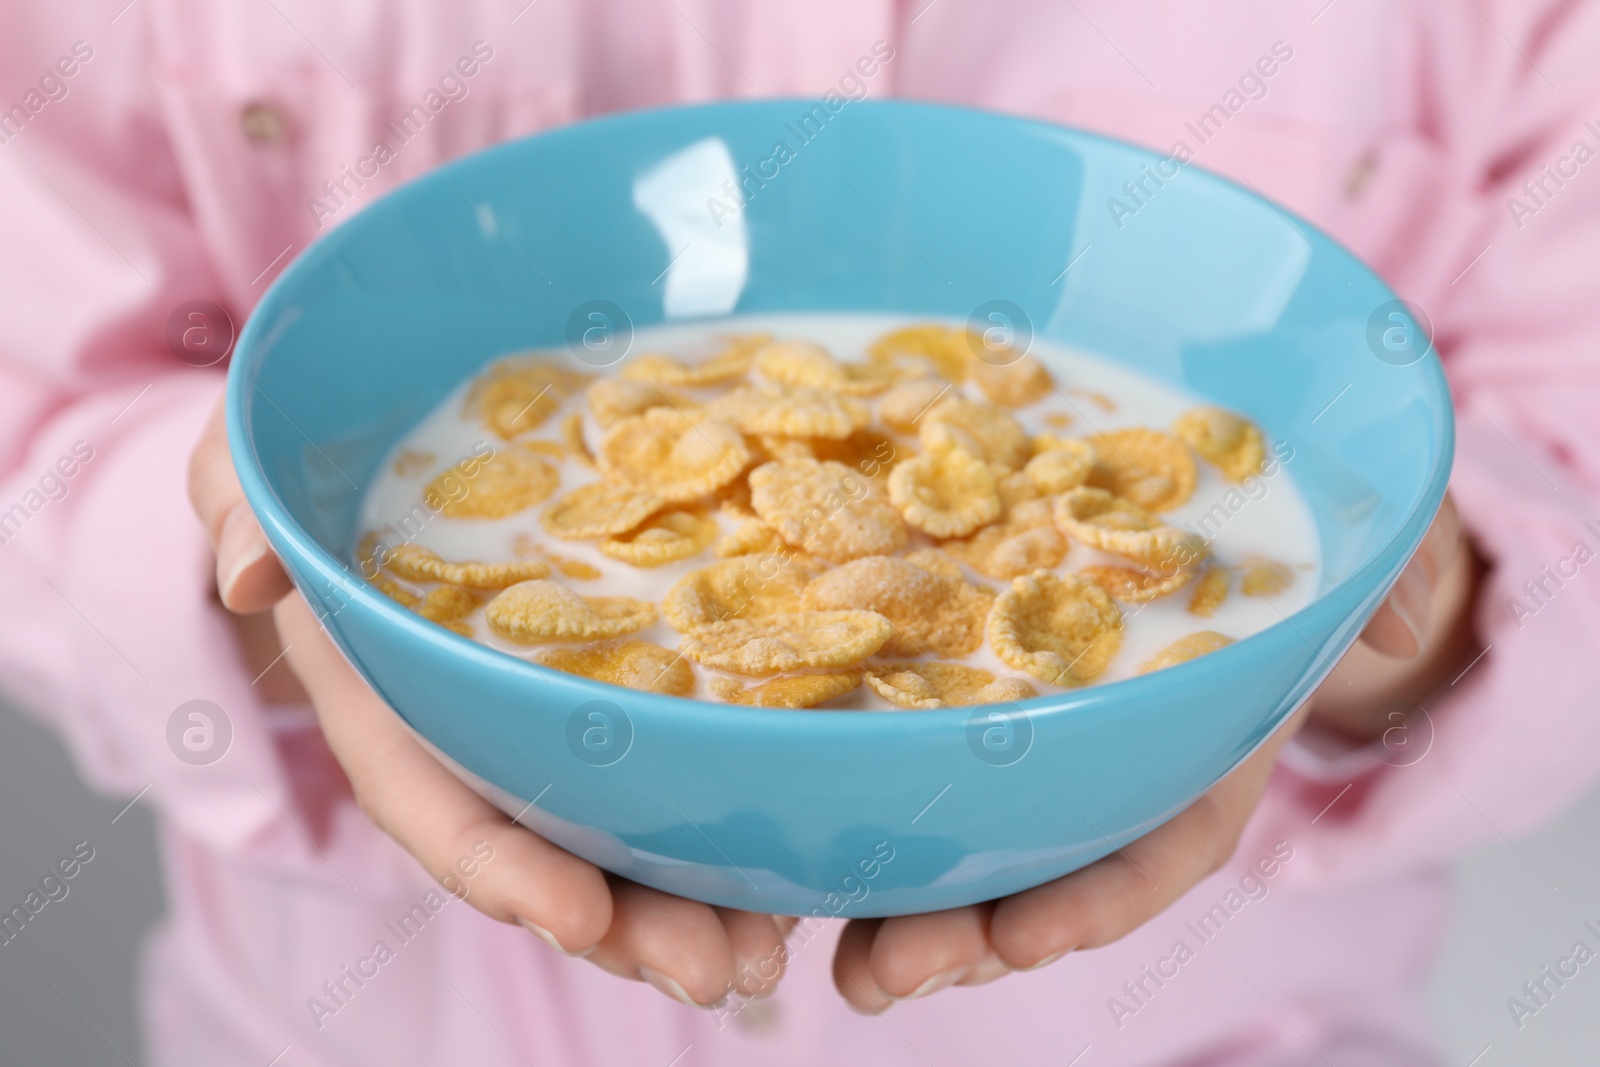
[358,327,1297,710]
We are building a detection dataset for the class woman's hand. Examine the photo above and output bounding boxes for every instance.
[832,495,1474,1011]
[187,399,787,1008]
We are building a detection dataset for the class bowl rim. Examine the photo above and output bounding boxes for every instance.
[227,97,1455,731]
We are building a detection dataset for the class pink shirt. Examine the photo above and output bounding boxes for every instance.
[3,2,1599,1063]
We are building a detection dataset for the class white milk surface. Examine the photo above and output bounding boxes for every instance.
[358,313,1321,709]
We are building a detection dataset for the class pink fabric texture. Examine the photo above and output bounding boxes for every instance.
[2,1,1598,1063]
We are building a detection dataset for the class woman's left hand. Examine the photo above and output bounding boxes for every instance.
[832,494,1469,1011]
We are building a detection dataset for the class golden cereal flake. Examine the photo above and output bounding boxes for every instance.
[485,580,656,642]
[393,449,434,477]
[1053,487,1208,570]
[887,447,1001,539]
[878,378,953,434]
[994,468,1043,509]
[712,385,871,440]
[714,518,782,557]
[1076,563,1198,603]
[678,610,892,675]
[945,497,1068,580]
[748,459,907,563]
[371,573,422,610]
[1239,556,1295,597]
[597,407,751,502]
[755,340,898,396]
[1138,631,1235,674]
[989,570,1124,687]
[1044,412,1074,430]
[727,672,863,708]
[425,447,560,519]
[387,544,552,589]
[868,325,974,383]
[562,413,596,468]
[466,358,591,439]
[920,397,1030,470]
[800,555,994,658]
[538,640,694,697]
[1173,406,1266,483]
[662,554,821,631]
[970,353,1053,408]
[599,509,718,567]
[620,333,768,386]
[541,481,665,540]
[864,661,1037,710]
[585,378,690,428]
[808,429,900,477]
[1085,428,1197,513]
[1187,566,1231,617]
[418,585,476,623]
[1024,440,1096,493]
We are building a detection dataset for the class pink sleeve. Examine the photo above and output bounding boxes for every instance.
[0,10,423,895]
[1241,1,1600,886]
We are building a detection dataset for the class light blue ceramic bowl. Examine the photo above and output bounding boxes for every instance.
[228,100,1452,917]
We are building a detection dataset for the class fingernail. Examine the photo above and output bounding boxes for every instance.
[847,998,887,1016]
[639,966,722,1009]
[1020,948,1070,972]
[519,919,593,958]
[1390,569,1432,658]
[217,507,268,608]
[888,967,965,1001]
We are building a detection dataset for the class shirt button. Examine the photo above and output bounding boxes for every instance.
[239,101,291,146]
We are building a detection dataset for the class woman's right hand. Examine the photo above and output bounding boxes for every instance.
[187,397,788,1008]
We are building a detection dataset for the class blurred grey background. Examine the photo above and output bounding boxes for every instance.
[2,696,1597,1065]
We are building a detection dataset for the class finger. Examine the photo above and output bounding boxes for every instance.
[833,918,890,1014]
[188,398,291,612]
[714,908,789,1000]
[991,708,1305,971]
[1359,493,1461,659]
[585,878,734,1007]
[275,595,612,954]
[867,903,993,1000]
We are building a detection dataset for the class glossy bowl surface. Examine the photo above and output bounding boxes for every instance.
[229,100,1452,916]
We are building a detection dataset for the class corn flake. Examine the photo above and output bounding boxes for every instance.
[868,326,974,383]
[678,610,892,675]
[749,459,906,563]
[920,397,1030,470]
[713,385,871,440]
[1173,406,1266,483]
[466,358,591,439]
[393,449,434,477]
[387,544,552,589]
[621,333,767,386]
[1025,439,1096,493]
[663,554,820,631]
[755,340,898,396]
[1085,428,1197,513]
[714,518,782,558]
[800,554,993,658]
[425,447,560,519]
[989,570,1123,686]
[538,640,694,697]
[1076,563,1197,603]
[887,447,1001,538]
[1138,631,1235,674]
[1053,487,1207,570]
[1187,566,1230,617]
[945,497,1067,580]
[586,378,690,428]
[562,413,595,468]
[598,407,751,502]
[599,509,718,567]
[878,378,953,434]
[970,354,1053,408]
[864,661,1037,709]
[485,580,656,642]
[541,481,665,540]
[727,672,863,708]
[1239,556,1295,597]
